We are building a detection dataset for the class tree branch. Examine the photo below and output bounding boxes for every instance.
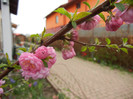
[0,0,116,79]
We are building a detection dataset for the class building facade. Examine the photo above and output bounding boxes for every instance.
[46,0,107,33]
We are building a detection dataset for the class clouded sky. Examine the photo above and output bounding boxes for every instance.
[11,0,68,35]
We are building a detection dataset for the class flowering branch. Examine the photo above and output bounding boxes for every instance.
[63,37,130,48]
[0,0,116,80]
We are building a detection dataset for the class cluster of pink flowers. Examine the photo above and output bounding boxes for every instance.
[62,41,76,60]
[78,15,100,30]
[19,46,56,80]
[115,5,133,24]
[106,3,133,31]
[105,16,123,31]
[0,80,5,94]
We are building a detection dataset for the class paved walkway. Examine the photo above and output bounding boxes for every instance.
[47,52,133,99]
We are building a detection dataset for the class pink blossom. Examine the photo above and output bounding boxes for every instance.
[19,52,49,80]
[114,6,133,23]
[62,47,76,60]
[29,83,32,87]
[22,67,49,80]
[0,88,3,94]
[120,6,133,23]
[0,80,5,86]
[35,46,49,59]
[19,52,44,73]
[69,41,74,47]
[47,47,56,68]
[71,29,78,40]
[105,16,123,31]
[78,15,100,30]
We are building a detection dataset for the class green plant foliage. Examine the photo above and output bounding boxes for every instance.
[71,21,77,28]
[124,45,133,48]
[81,46,87,52]
[43,33,54,38]
[0,63,8,68]
[122,38,128,46]
[30,34,40,38]
[109,44,119,49]
[121,0,133,5]
[58,93,70,99]
[16,52,21,56]
[98,13,105,22]
[120,48,128,54]
[18,48,27,52]
[83,1,91,9]
[54,8,71,20]
[12,64,21,70]
[105,38,111,45]
[94,0,100,8]
[95,38,101,45]
[41,27,46,38]
[6,53,11,66]
[71,9,78,21]
[114,3,125,12]
[42,60,48,67]
[73,12,91,21]
[88,46,96,52]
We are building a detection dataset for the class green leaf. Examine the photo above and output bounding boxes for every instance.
[122,38,128,46]
[95,38,101,45]
[109,44,119,49]
[114,3,125,12]
[73,12,91,21]
[120,48,128,54]
[0,63,8,68]
[98,13,105,22]
[94,0,100,8]
[12,64,21,70]
[30,34,40,38]
[121,0,133,5]
[83,1,91,9]
[58,93,66,99]
[41,27,46,38]
[72,9,78,21]
[42,60,48,67]
[71,21,77,28]
[43,33,54,38]
[16,52,21,56]
[106,38,111,45]
[124,44,133,48]
[6,53,11,66]
[18,48,27,52]
[88,46,96,52]
[81,46,87,52]
[28,45,33,52]
[54,8,71,19]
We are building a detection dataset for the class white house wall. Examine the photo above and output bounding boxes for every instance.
[1,0,13,60]
[0,10,2,51]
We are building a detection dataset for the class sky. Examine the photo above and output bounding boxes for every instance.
[11,0,68,35]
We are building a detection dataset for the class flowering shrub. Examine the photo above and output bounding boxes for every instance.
[0,0,133,98]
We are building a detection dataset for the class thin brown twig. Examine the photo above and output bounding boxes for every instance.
[64,37,133,48]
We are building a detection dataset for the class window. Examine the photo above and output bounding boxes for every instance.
[76,3,80,9]
[56,16,59,24]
